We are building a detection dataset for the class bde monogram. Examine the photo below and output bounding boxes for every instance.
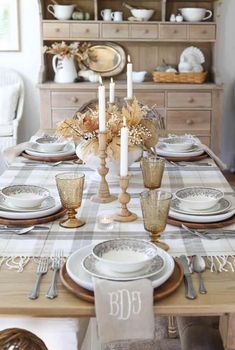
[108,289,142,320]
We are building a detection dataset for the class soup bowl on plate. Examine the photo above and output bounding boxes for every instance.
[175,187,224,211]
[1,185,50,209]
[92,238,158,274]
[35,136,67,153]
[161,136,195,152]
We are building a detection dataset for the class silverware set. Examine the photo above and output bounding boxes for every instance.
[179,254,207,300]
[28,250,64,300]
[168,160,212,167]
[0,225,49,235]
[182,224,235,240]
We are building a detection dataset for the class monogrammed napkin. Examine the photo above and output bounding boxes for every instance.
[94,278,155,344]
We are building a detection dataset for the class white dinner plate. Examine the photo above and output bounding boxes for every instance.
[0,194,56,212]
[169,208,235,223]
[0,199,62,219]
[170,198,231,216]
[66,244,175,291]
[25,143,75,157]
[155,143,204,158]
[82,253,165,281]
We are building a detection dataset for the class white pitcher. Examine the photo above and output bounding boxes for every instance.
[52,55,77,83]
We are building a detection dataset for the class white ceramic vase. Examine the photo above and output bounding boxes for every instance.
[76,141,142,181]
[52,55,77,83]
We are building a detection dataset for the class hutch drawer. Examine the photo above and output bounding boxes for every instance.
[43,23,70,39]
[159,25,187,40]
[167,110,211,134]
[70,23,99,38]
[134,92,165,108]
[130,24,158,39]
[51,92,97,108]
[167,92,212,108]
[189,25,216,41]
[102,24,129,38]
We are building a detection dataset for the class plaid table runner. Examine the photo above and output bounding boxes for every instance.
[0,157,234,271]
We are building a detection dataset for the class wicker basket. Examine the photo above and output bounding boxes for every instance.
[152,71,208,84]
[0,328,48,350]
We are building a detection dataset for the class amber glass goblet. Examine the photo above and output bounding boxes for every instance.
[140,189,172,251]
[140,156,165,189]
[56,172,85,228]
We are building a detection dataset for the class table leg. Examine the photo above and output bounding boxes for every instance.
[220,314,235,350]
[168,316,178,338]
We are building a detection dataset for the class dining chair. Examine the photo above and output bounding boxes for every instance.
[177,316,224,350]
[0,328,48,350]
[0,68,24,151]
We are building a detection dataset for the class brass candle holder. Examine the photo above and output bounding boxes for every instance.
[114,175,137,222]
[90,131,116,203]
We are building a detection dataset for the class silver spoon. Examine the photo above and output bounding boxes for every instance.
[0,225,35,235]
[192,255,207,294]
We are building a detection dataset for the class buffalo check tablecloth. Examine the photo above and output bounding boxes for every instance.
[0,157,234,264]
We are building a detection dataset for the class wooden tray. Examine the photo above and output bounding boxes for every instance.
[167,215,235,229]
[60,259,183,304]
[158,153,208,162]
[0,208,66,226]
[21,151,78,162]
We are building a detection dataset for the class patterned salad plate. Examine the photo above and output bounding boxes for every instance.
[171,197,231,216]
[25,143,75,157]
[0,193,56,212]
[82,253,165,281]
[66,245,175,291]
[156,143,204,157]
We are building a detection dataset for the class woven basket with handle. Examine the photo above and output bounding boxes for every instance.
[0,328,48,350]
[152,71,208,84]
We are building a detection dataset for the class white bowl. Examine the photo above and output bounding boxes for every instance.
[35,136,67,153]
[1,185,50,209]
[161,136,195,152]
[132,71,147,83]
[175,187,224,211]
[92,239,158,273]
[130,9,154,21]
[179,8,212,22]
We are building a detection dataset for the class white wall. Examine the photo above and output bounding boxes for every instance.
[0,0,234,168]
[0,0,41,143]
[215,0,235,170]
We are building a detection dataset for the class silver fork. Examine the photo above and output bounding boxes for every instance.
[46,250,64,299]
[28,257,48,300]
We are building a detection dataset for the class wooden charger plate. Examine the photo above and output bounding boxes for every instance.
[0,208,66,226]
[167,215,235,229]
[60,259,183,304]
[21,151,78,162]
[160,153,208,162]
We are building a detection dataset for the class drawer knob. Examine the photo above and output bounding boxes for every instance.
[115,28,120,33]
[85,28,90,33]
[202,30,207,34]
[71,97,78,103]
[55,28,60,33]
[186,119,194,125]
[173,29,178,34]
[188,97,194,103]
[145,29,149,34]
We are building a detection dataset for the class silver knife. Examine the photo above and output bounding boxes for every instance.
[0,225,49,231]
[179,255,197,300]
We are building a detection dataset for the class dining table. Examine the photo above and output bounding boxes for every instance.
[0,143,235,350]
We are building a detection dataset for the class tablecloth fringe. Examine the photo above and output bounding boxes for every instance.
[183,255,235,273]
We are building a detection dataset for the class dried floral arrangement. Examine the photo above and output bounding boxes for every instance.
[43,41,93,69]
[56,98,159,161]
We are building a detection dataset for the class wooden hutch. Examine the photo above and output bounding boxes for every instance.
[38,0,223,155]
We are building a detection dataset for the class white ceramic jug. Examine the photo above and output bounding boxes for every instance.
[52,55,77,83]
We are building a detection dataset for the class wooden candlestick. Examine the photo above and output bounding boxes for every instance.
[114,175,137,222]
[90,131,116,203]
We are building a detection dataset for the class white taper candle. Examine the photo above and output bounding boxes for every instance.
[109,77,115,103]
[127,55,133,100]
[120,117,129,177]
[98,76,106,132]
